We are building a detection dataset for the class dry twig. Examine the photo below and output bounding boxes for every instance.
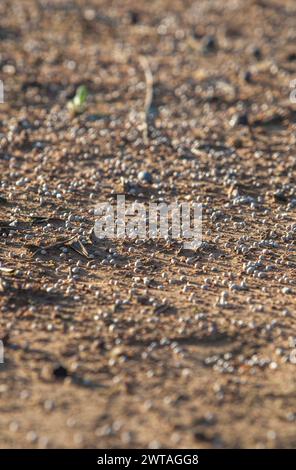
[139,55,154,145]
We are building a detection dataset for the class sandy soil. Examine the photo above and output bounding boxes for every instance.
[0,0,296,448]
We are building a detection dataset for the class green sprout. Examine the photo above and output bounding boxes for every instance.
[67,85,89,115]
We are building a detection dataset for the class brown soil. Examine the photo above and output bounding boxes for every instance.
[0,0,296,449]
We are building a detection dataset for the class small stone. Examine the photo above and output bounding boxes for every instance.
[202,35,217,54]
[230,113,249,127]
[138,171,153,184]
[252,46,262,60]
[44,399,55,412]
[9,421,19,432]
[26,430,38,443]
[243,71,252,83]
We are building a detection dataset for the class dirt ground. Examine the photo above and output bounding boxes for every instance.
[0,0,296,449]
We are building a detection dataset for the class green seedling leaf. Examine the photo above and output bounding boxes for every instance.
[67,85,89,115]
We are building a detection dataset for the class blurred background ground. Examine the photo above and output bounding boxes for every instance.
[0,0,296,448]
